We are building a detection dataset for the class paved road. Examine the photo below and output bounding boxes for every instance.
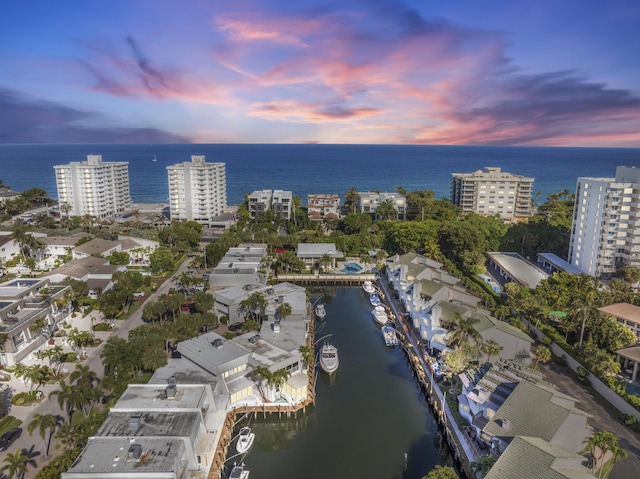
[0,256,193,478]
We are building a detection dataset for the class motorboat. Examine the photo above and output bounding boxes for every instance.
[315,303,326,320]
[370,294,381,306]
[371,305,388,325]
[362,280,376,294]
[236,427,255,454]
[382,324,398,346]
[319,343,339,374]
[229,462,250,479]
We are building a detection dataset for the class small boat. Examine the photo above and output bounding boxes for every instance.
[372,305,388,325]
[236,427,255,454]
[315,303,326,320]
[229,462,250,479]
[319,343,339,374]
[370,294,381,306]
[362,280,376,294]
[382,324,398,346]
[152,155,158,162]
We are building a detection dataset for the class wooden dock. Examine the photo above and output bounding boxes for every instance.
[274,273,376,285]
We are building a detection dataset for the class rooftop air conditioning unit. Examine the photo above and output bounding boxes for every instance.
[128,443,143,460]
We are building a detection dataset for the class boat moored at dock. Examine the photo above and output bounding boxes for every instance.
[319,343,339,374]
[229,462,250,479]
[371,305,388,325]
[381,324,398,346]
[236,427,255,454]
[315,303,326,319]
[362,280,376,294]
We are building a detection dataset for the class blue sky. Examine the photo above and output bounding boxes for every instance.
[1,0,639,146]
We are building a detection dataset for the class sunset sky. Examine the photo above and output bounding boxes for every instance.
[2,0,640,146]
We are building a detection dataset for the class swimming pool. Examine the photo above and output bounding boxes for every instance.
[626,381,640,397]
[341,262,363,274]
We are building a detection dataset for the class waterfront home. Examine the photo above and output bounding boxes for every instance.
[476,380,591,455]
[213,281,307,328]
[296,243,343,270]
[209,244,268,288]
[0,277,71,367]
[36,232,92,269]
[458,359,546,428]
[0,186,21,205]
[484,435,596,479]
[62,382,219,478]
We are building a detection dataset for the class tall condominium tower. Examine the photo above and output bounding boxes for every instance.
[451,167,534,222]
[167,155,227,226]
[54,154,130,218]
[569,166,640,278]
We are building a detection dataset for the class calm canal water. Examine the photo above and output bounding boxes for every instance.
[234,287,456,479]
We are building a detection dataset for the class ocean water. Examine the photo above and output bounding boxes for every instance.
[1,144,639,206]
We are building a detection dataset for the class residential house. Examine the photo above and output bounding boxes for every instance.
[0,233,20,268]
[485,436,596,479]
[479,380,591,455]
[209,244,268,288]
[296,243,343,270]
[0,187,20,205]
[44,256,126,299]
[598,302,640,340]
[307,194,341,221]
[356,191,407,220]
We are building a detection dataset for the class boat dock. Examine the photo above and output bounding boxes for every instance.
[274,273,376,285]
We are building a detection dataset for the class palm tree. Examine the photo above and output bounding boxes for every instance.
[277,302,292,321]
[299,345,314,367]
[375,199,397,221]
[50,379,78,419]
[570,288,599,345]
[447,314,482,350]
[0,449,30,479]
[271,368,292,398]
[471,454,495,478]
[344,187,360,213]
[27,413,59,459]
[583,431,620,476]
[532,344,551,370]
[252,366,273,401]
[320,253,333,272]
[481,339,502,364]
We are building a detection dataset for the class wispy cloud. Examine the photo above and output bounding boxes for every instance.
[0,88,189,143]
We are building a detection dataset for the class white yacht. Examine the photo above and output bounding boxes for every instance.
[315,303,326,320]
[236,427,255,454]
[319,343,339,374]
[371,305,388,325]
[362,280,376,294]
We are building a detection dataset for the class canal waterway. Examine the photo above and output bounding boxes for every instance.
[234,287,456,479]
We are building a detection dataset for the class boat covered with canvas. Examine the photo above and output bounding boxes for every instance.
[236,427,255,454]
[315,303,326,320]
[362,280,376,294]
[371,305,388,325]
[319,343,339,374]
[382,324,398,346]
[370,293,381,306]
[229,462,250,479]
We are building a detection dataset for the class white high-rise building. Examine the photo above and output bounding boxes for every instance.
[451,167,534,222]
[167,155,226,226]
[54,155,130,218]
[569,166,640,278]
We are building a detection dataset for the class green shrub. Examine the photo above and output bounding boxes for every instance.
[62,352,78,362]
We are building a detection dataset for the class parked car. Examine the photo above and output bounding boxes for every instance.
[133,292,145,297]
[228,322,243,332]
[0,428,22,451]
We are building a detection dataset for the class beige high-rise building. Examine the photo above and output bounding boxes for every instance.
[54,154,130,218]
[167,155,227,226]
[451,167,533,222]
